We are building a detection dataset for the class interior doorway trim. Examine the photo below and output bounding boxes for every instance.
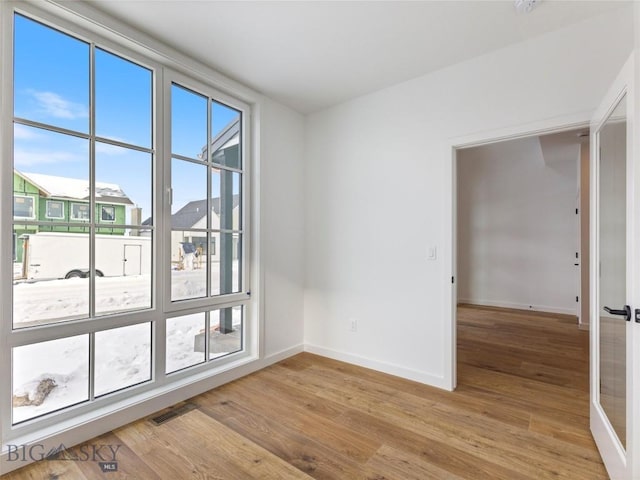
[443,112,591,391]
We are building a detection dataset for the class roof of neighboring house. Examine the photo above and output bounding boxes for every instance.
[16,171,134,205]
[198,117,240,163]
[142,195,240,228]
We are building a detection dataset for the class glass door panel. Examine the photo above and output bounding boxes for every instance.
[597,94,628,449]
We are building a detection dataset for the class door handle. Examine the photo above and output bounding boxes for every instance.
[603,305,631,321]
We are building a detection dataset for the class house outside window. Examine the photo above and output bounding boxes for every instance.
[45,200,64,219]
[13,195,34,219]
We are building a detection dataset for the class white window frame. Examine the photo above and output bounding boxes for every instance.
[45,200,64,220]
[69,202,91,221]
[99,204,116,223]
[0,2,260,470]
[12,194,35,220]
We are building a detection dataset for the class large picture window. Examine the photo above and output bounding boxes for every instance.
[4,5,251,437]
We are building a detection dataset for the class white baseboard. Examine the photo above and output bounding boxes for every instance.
[1,345,303,475]
[457,298,577,316]
[263,344,305,364]
[303,344,451,391]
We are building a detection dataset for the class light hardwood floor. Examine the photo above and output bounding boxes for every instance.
[2,305,607,479]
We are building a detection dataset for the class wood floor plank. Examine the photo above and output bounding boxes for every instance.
[337,408,532,480]
[458,363,590,413]
[0,459,87,480]
[71,431,162,480]
[3,305,608,480]
[363,444,466,480]
[529,413,599,450]
[196,396,368,479]
[117,410,312,480]
[199,377,381,464]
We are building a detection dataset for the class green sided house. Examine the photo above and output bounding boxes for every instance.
[13,170,133,262]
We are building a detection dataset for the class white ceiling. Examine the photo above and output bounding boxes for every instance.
[85,0,629,114]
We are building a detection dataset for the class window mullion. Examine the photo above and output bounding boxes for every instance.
[204,311,210,360]
[89,332,96,401]
[89,42,97,319]
[206,97,212,298]
[154,66,166,385]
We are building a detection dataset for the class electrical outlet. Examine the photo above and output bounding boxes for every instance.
[349,318,357,332]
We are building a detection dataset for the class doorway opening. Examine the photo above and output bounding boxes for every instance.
[453,126,590,389]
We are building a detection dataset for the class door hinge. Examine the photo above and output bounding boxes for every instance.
[576,296,579,303]
[576,208,579,215]
[451,276,455,284]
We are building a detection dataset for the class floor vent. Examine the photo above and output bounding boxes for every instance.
[150,402,197,426]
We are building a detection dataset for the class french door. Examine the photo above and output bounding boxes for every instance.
[590,53,639,479]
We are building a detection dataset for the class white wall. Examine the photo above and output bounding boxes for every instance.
[456,137,578,315]
[304,7,633,388]
[260,98,306,358]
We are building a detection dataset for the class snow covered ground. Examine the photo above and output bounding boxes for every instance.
[166,313,206,373]
[12,275,153,326]
[13,336,89,424]
[13,262,240,326]
[12,267,242,424]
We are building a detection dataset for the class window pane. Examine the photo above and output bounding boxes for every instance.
[211,232,242,296]
[209,306,242,359]
[95,230,152,316]
[172,84,207,160]
[100,205,116,222]
[95,48,152,148]
[171,159,207,302]
[13,227,89,328]
[214,170,241,231]
[171,230,207,301]
[12,335,89,424]
[210,167,220,225]
[166,313,206,373]
[13,195,35,219]
[211,101,241,169]
[14,125,89,205]
[95,323,152,397]
[171,158,207,215]
[71,203,91,222]
[96,142,151,226]
[46,200,64,219]
[14,14,89,133]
